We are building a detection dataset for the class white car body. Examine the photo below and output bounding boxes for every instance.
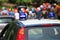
[19,19,60,26]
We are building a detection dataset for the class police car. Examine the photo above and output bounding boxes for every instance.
[0,19,60,40]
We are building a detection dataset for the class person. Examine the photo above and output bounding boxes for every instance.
[31,7,36,19]
[57,12,60,19]
[9,9,14,16]
[1,7,9,15]
[32,7,35,13]
[48,8,55,19]
[19,8,26,20]
[14,10,19,20]
[28,10,32,19]
[35,7,41,20]
[23,8,28,19]
[56,5,60,19]
[41,7,48,19]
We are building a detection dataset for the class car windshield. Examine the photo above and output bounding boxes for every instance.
[0,18,13,23]
[28,27,60,40]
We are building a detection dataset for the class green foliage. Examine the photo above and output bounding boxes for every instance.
[0,5,12,10]
[16,0,32,5]
[31,0,44,7]
[58,2,60,5]
[8,0,16,3]
[16,0,21,4]
[0,0,44,7]
[32,0,44,5]
[40,0,44,4]
[0,0,8,2]
[16,0,44,6]
[23,0,32,3]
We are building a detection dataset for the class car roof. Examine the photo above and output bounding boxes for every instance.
[18,19,60,26]
[0,16,14,18]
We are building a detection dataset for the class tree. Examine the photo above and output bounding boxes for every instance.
[8,0,16,3]
[44,0,56,4]
[32,0,44,5]
[16,0,32,6]
[31,0,44,7]
[0,0,8,2]
[23,0,32,6]
[23,0,32,3]
[16,0,21,4]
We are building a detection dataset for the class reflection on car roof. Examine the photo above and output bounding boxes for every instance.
[0,16,14,18]
[19,19,60,26]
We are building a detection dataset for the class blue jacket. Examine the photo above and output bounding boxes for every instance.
[9,12,14,16]
[19,11,26,17]
[48,12,55,18]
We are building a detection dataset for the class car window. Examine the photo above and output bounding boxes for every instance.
[28,26,60,40]
[0,18,14,23]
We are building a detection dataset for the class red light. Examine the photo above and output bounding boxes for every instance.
[16,27,24,40]
[41,24,54,27]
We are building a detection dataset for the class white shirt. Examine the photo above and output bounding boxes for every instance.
[29,11,32,14]
[37,7,41,11]
[48,5,51,8]
[15,12,19,20]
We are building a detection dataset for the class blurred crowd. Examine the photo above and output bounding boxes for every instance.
[0,2,60,20]
[28,2,60,20]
